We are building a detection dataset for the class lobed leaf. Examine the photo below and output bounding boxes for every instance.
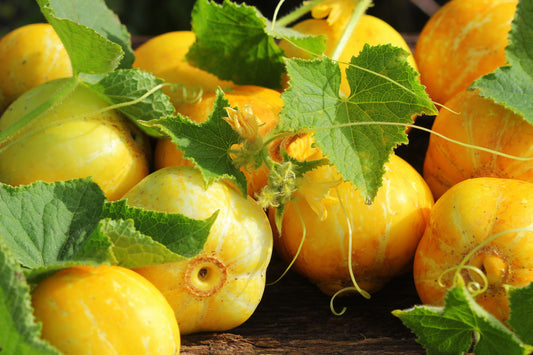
[36,0,134,75]
[145,89,248,196]
[393,284,532,355]
[279,45,437,202]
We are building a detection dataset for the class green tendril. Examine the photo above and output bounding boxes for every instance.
[330,185,371,316]
[438,227,533,298]
[267,203,307,286]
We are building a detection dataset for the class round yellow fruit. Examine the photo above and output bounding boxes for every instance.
[32,265,180,355]
[0,78,151,201]
[0,23,72,112]
[270,134,434,295]
[133,31,234,109]
[125,165,273,334]
[415,0,518,105]
[414,177,533,324]
[423,89,533,200]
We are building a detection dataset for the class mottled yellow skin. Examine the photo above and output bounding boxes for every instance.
[133,31,234,108]
[415,0,517,105]
[154,85,282,198]
[279,15,417,96]
[423,89,533,200]
[0,78,151,201]
[125,166,273,335]
[31,265,181,355]
[413,177,533,324]
[0,23,72,112]
[272,149,434,296]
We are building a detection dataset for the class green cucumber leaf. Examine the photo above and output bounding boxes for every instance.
[87,69,176,137]
[472,0,533,120]
[508,283,533,345]
[0,237,62,355]
[267,21,327,59]
[279,45,437,203]
[393,283,533,355]
[145,89,247,196]
[103,199,217,258]
[95,218,186,268]
[36,0,134,75]
[187,0,285,89]
[0,179,109,269]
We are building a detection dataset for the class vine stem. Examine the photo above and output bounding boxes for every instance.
[331,0,373,61]
[0,76,79,146]
[273,0,326,28]
[311,121,533,162]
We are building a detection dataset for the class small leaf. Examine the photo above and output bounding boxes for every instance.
[96,218,186,268]
[103,199,217,258]
[280,45,437,202]
[393,284,532,355]
[187,0,286,89]
[267,22,327,59]
[0,237,62,355]
[472,0,533,120]
[36,0,134,75]
[87,69,176,137]
[145,89,248,195]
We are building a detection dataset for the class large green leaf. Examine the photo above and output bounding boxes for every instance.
[0,179,107,269]
[187,0,286,89]
[36,0,134,75]
[279,45,437,203]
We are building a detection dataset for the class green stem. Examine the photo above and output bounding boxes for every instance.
[274,0,327,28]
[0,76,80,145]
[331,0,373,61]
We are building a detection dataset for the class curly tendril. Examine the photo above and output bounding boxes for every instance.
[330,185,371,316]
[438,227,533,298]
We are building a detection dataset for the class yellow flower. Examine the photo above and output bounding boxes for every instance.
[296,165,343,221]
[308,0,357,26]
[224,104,261,144]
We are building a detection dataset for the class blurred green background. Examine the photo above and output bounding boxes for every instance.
[0,0,450,38]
